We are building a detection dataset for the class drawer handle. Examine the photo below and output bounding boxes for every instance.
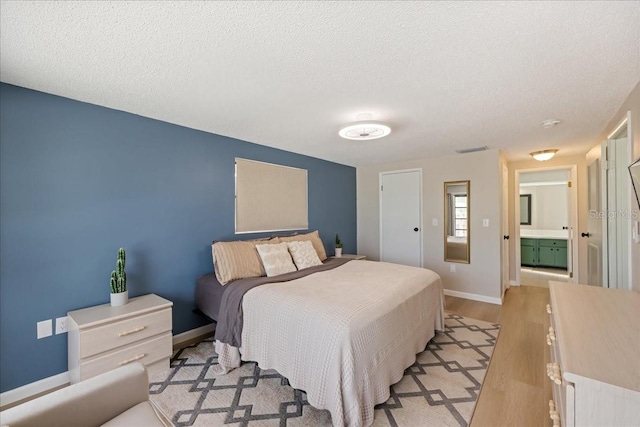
[546,304,552,314]
[119,326,146,337]
[119,353,146,366]
[546,363,562,385]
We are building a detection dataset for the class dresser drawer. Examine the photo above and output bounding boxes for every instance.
[79,308,171,358]
[79,332,172,382]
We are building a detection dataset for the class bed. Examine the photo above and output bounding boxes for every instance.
[196,256,444,427]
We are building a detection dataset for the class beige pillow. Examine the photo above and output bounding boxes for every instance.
[287,240,322,270]
[212,240,267,285]
[255,242,297,277]
[277,230,327,261]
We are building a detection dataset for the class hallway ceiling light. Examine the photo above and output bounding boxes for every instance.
[530,149,558,161]
[339,113,391,141]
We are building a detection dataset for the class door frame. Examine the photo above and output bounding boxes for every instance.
[514,165,579,285]
[379,168,424,267]
[605,111,633,289]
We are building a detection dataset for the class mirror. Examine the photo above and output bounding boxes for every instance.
[520,194,532,225]
[444,180,470,263]
[629,157,640,209]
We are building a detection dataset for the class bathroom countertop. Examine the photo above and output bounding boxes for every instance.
[520,229,568,239]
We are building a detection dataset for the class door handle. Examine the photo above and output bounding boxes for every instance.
[581,232,590,238]
[503,235,509,240]
[413,227,419,232]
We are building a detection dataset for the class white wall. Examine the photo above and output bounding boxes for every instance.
[520,184,568,231]
[357,149,502,302]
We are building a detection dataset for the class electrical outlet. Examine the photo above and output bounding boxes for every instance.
[56,316,68,335]
[450,264,456,273]
[432,218,438,226]
[483,219,490,227]
[37,319,52,339]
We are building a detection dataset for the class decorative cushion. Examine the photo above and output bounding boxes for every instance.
[255,242,297,277]
[287,240,322,270]
[212,240,268,285]
[276,230,327,261]
[211,237,278,266]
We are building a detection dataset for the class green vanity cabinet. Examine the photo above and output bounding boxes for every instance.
[520,238,568,269]
[521,239,537,266]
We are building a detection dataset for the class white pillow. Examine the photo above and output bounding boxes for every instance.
[255,242,297,277]
[287,240,322,270]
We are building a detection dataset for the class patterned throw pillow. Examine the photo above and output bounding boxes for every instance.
[276,230,327,261]
[255,242,297,277]
[287,240,322,270]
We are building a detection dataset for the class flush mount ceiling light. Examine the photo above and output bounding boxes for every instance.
[339,113,391,141]
[530,149,558,161]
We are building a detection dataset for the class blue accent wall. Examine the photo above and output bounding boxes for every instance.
[0,83,356,392]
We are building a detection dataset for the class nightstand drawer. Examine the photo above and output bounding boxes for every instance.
[79,332,172,382]
[79,308,171,358]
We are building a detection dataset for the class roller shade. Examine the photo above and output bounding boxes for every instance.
[235,158,308,233]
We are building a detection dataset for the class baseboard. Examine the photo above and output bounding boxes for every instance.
[1,324,217,409]
[0,371,70,409]
[444,289,502,305]
[172,323,215,347]
[509,280,519,287]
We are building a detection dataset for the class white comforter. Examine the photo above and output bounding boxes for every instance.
[218,260,444,427]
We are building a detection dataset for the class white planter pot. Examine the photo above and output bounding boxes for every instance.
[110,290,128,307]
[335,247,342,257]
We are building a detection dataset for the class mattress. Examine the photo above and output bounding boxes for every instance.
[194,273,226,322]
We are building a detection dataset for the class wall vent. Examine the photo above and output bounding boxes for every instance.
[455,146,489,154]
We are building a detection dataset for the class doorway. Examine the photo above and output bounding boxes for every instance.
[379,169,423,267]
[515,165,578,286]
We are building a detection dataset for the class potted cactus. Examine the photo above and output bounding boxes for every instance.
[335,234,343,258]
[110,248,128,306]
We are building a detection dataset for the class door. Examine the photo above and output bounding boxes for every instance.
[586,151,603,286]
[501,164,510,296]
[586,135,630,288]
[380,170,422,267]
[604,136,630,288]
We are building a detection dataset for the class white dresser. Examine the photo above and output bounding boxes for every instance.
[547,282,640,426]
[68,294,173,383]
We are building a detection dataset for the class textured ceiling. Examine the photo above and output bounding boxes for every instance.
[1,1,639,166]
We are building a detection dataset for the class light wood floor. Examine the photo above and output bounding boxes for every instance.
[446,285,552,427]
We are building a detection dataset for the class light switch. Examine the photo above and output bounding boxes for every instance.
[483,219,490,227]
[432,218,438,226]
[37,319,52,339]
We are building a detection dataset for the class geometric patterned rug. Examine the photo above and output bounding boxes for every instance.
[149,313,500,426]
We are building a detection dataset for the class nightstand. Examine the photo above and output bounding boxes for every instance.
[67,294,173,383]
[332,254,367,260]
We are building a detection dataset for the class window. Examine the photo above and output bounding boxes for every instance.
[454,195,467,237]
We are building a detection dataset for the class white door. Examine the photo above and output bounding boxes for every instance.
[587,136,630,288]
[604,136,630,288]
[380,170,422,267]
[501,164,510,296]
[586,146,604,285]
